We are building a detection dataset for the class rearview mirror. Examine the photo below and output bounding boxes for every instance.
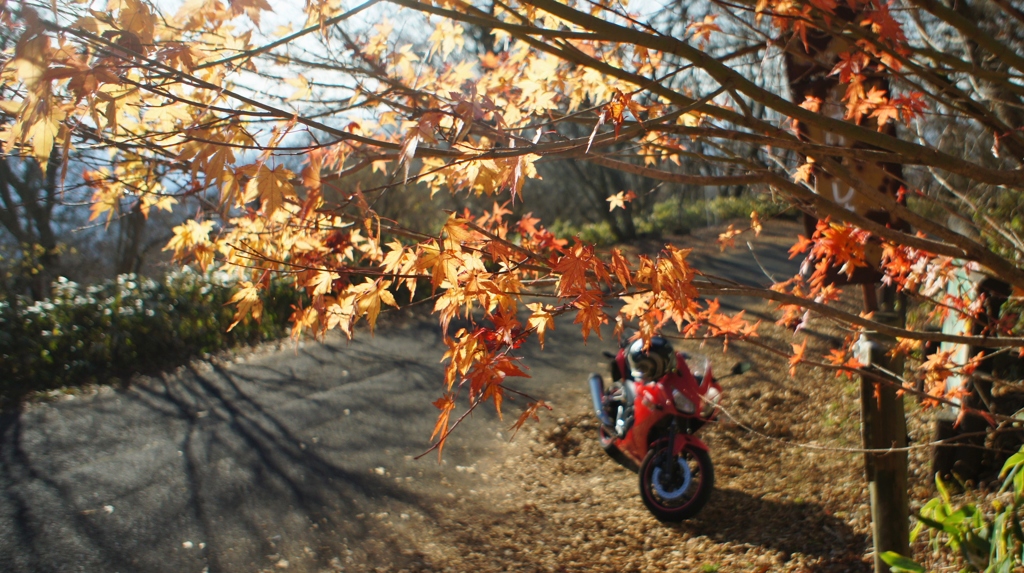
[731,361,753,376]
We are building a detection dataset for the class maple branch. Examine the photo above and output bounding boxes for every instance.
[760,173,1024,291]
[518,0,1024,189]
[194,0,383,71]
[906,0,1024,77]
[733,336,1018,426]
[581,155,767,187]
[694,281,1024,348]
[458,218,551,268]
[54,24,416,154]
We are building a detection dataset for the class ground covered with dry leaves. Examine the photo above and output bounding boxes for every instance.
[351,314,947,573]
[251,223,971,573]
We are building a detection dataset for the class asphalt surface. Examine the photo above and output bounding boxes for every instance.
[0,224,800,573]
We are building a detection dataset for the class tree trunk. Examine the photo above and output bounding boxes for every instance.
[116,201,147,276]
[785,11,911,571]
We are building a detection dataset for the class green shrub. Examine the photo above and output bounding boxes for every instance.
[643,194,794,236]
[0,269,300,403]
[550,194,794,244]
[548,219,619,246]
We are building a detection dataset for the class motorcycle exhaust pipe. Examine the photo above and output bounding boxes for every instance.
[588,373,616,428]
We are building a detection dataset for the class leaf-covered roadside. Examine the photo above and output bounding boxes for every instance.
[323,316,934,573]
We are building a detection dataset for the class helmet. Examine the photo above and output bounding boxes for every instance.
[627,336,675,381]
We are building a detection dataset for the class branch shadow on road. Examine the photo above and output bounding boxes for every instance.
[0,410,142,573]
[0,326,487,573]
[124,350,451,573]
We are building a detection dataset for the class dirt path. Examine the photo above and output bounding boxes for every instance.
[374,310,942,573]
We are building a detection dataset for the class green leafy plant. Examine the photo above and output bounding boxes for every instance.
[882,447,1024,572]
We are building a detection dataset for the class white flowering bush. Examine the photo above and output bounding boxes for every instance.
[0,271,299,401]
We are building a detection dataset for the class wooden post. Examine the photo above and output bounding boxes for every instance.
[782,15,912,566]
[860,285,909,571]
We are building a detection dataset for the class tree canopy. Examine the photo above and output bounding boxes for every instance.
[3,0,1024,460]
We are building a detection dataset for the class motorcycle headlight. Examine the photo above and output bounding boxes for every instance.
[701,387,722,417]
[671,389,695,414]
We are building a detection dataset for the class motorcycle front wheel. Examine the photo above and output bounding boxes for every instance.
[638,443,714,521]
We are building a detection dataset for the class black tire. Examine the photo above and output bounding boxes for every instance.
[598,426,638,472]
[638,443,714,521]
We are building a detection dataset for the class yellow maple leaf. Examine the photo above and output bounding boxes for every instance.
[310,270,339,296]
[12,31,48,88]
[286,74,311,102]
[352,279,398,333]
[88,176,121,227]
[526,302,555,348]
[441,215,475,249]
[428,20,465,59]
[164,219,216,258]
[619,293,650,319]
[793,161,814,184]
[140,193,177,218]
[116,0,156,46]
[606,190,637,211]
[24,104,66,172]
[239,164,296,215]
[227,281,263,331]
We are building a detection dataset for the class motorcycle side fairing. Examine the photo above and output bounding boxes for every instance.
[616,354,711,462]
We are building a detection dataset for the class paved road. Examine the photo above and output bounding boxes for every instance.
[0,224,801,573]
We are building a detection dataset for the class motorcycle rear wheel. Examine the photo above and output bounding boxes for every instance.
[638,443,713,521]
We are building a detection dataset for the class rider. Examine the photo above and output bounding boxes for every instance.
[614,336,676,437]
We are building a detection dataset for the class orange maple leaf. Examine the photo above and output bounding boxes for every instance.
[799,95,823,113]
[789,235,814,259]
[431,394,456,460]
[789,338,808,377]
[509,400,548,440]
[686,15,721,48]
[717,225,742,251]
[553,243,593,297]
[608,248,633,289]
[526,302,556,348]
[574,299,608,343]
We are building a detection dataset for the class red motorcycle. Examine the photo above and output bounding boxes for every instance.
[588,339,748,521]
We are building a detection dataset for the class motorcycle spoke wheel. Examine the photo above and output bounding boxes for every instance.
[638,444,713,522]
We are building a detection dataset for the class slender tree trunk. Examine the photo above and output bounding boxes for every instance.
[116,201,147,275]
